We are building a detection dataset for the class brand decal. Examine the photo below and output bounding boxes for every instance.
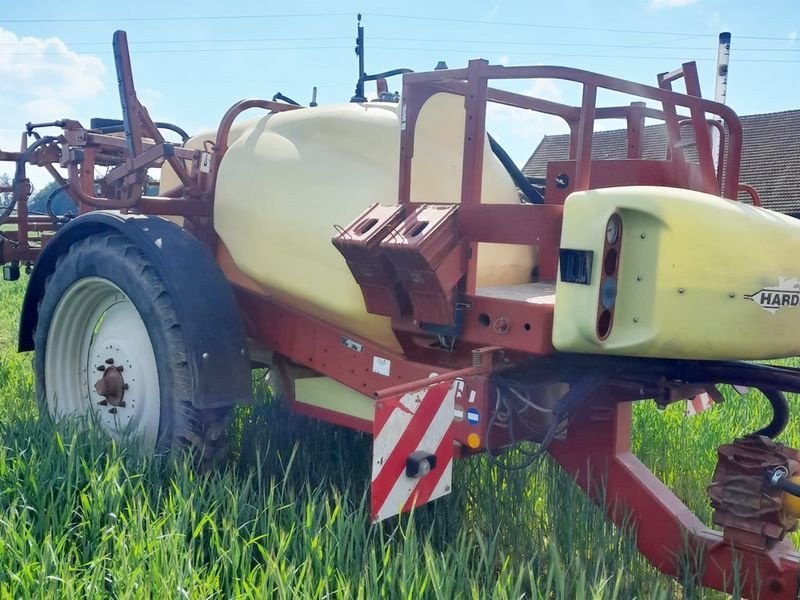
[745,277,800,314]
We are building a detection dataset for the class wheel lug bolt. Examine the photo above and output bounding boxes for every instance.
[117,366,124,372]
[122,383,129,390]
[119,401,126,407]
[98,399,108,406]
[109,407,117,414]
[105,358,114,365]
[97,365,105,372]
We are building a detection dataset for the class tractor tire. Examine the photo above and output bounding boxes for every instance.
[33,232,231,464]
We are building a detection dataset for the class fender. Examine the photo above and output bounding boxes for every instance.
[19,212,251,409]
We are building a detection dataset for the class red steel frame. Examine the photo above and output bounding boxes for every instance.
[0,34,792,597]
[550,401,800,599]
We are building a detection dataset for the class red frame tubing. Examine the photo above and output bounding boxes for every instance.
[548,401,800,599]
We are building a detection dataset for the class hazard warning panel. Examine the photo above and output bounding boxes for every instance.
[686,392,715,416]
[371,380,455,522]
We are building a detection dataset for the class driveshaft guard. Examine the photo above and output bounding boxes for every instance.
[553,185,800,360]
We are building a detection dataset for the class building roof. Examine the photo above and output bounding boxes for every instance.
[521,109,800,214]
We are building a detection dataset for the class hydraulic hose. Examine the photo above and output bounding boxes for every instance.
[46,184,71,224]
[93,121,190,143]
[361,68,414,81]
[775,474,800,498]
[766,467,800,499]
[488,134,544,204]
[0,136,58,226]
[272,93,301,107]
[753,388,789,439]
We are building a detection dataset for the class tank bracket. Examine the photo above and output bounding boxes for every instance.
[332,203,411,318]
[380,204,466,326]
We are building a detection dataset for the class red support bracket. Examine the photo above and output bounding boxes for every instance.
[380,204,466,326]
[332,203,410,318]
[548,401,800,599]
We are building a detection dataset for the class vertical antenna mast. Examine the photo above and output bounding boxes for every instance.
[351,14,366,102]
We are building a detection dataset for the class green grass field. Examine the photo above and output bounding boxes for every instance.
[0,277,797,598]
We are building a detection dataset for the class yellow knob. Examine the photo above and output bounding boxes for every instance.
[784,475,800,518]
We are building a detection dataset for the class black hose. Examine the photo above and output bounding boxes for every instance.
[486,369,609,470]
[46,184,71,224]
[765,468,800,498]
[0,136,57,226]
[774,473,800,498]
[153,122,190,143]
[488,134,544,204]
[361,68,414,81]
[272,93,301,107]
[93,121,190,143]
[754,388,789,439]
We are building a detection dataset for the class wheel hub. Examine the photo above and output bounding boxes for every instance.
[43,276,160,447]
[94,358,128,408]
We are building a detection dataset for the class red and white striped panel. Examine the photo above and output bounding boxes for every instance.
[371,380,455,522]
[686,392,715,416]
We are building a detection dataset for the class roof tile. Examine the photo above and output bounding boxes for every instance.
[521,109,800,214]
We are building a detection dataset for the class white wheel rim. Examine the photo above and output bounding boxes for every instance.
[44,276,160,449]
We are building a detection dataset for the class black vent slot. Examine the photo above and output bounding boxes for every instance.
[559,249,593,285]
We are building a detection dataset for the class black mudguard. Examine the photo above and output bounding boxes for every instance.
[19,212,251,409]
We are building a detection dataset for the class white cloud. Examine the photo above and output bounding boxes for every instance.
[0,28,105,122]
[0,30,105,97]
[139,87,163,108]
[650,0,699,8]
[22,97,73,121]
[0,29,105,187]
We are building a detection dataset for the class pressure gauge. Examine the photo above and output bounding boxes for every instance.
[606,215,621,245]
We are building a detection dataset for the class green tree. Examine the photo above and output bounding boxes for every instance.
[27,180,76,215]
[0,174,11,210]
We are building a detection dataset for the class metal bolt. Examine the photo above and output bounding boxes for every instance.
[678,288,685,294]
[97,365,105,372]
[640,233,646,239]
[105,358,114,365]
[729,292,736,298]
[636,276,642,281]
[202,352,210,360]
[493,317,510,335]
[122,383,129,390]
[633,317,639,323]
[109,407,117,414]
[98,399,108,406]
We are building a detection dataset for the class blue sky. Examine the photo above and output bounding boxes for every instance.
[0,0,797,188]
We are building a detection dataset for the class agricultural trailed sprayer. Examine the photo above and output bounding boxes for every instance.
[3,23,800,598]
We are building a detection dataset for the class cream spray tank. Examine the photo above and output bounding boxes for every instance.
[184,93,538,351]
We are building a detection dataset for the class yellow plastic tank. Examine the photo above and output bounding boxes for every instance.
[553,186,800,360]
[203,93,536,351]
